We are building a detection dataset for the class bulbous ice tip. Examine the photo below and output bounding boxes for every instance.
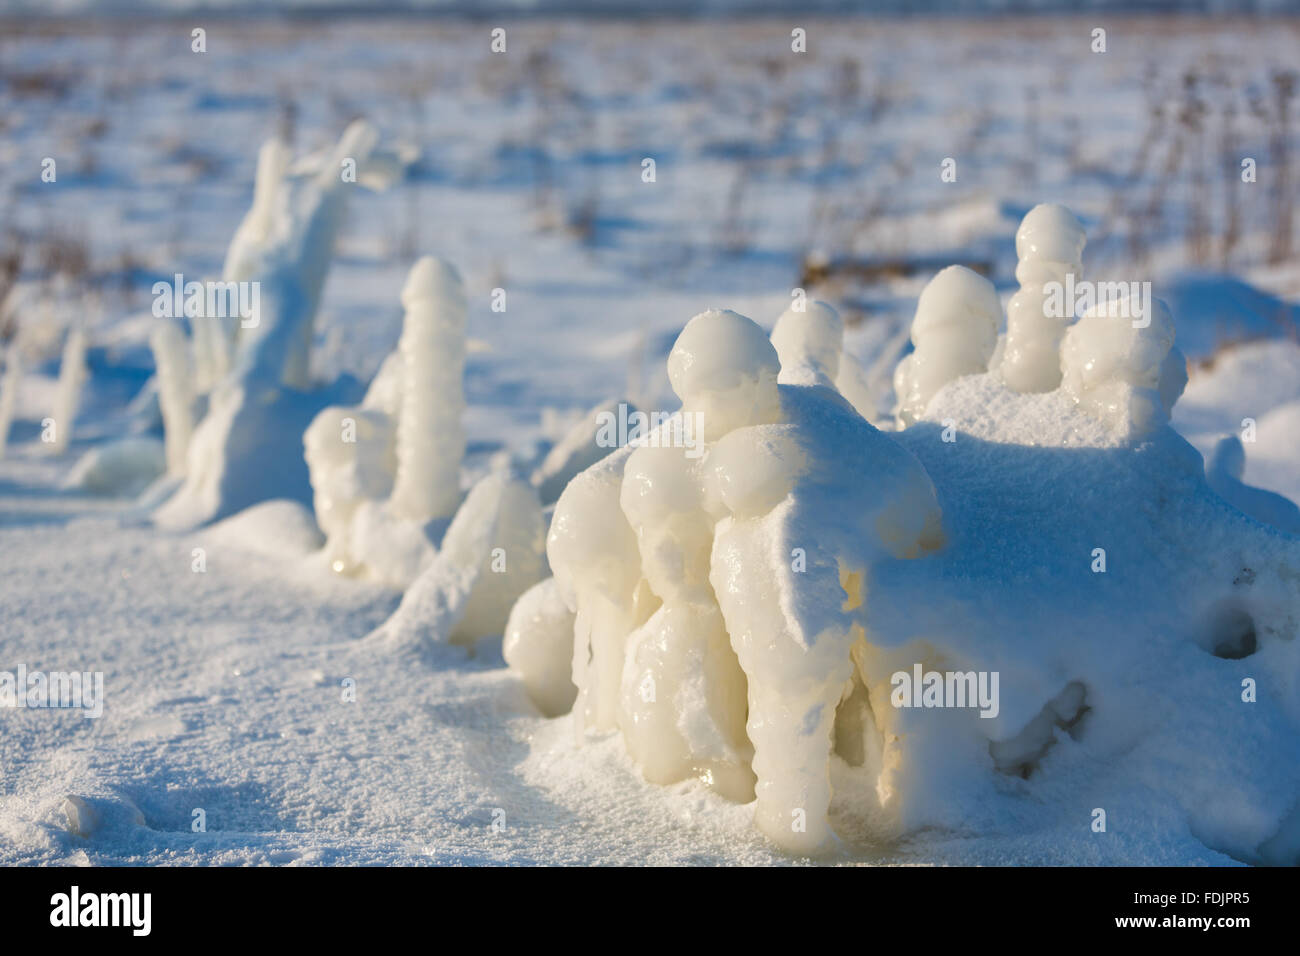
[1081,294,1175,342]
[401,255,464,308]
[912,265,1002,339]
[771,300,844,377]
[337,118,380,163]
[667,309,780,405]
[1015,202,1086,263]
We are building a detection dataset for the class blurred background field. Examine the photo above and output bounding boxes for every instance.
[1,10,1298,468]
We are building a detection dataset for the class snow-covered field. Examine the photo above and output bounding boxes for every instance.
[1,14,1298,866]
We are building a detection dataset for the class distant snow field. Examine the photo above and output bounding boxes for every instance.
[0,15,1298,865]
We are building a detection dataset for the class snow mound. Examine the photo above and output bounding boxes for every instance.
[205,499,325,559]
[64,437,166,496]
[1206,436,1300,535]
[1250,400,1300,506]
[1173,339,1300,514]
[1175,338,1300,443]
[873,393,1300,861]
[1160,273,1300,361]
[369,471,545,652]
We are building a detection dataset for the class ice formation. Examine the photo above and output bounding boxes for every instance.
[223,138,292,286]
[388,258,466,525]
[708,383,944,847]
[50,326,88,455]
[303,256,466,584]
[1059,295,1188,438]
[152,121,394,529]
[149,320,194,476]
[889,205,1187,442]
[891,266,1001,426]
[503,578,578,717]
[284,253,551,647]
[370,470,545,650]
[999,202,1087,393]
[770,299,876,421]
[618,441,755,802]
[509,203,1300,861]
[538,308,944,848]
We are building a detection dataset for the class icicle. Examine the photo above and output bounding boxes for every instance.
[150,320,194,476]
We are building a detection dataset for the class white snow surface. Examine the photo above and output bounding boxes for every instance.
[2,16,1299,867]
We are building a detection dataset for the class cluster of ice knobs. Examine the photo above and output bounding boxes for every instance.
[303,255,547,649]
[304,257,469,583]
[894,202,1186,434]
[506,202,1196,854]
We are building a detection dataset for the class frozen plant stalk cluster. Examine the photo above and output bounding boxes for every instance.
[511,204,1300,860]
[152,120,412,528]
[541,307,944,852]
[900,203,1187,440]
[304,256,467,585]
[306,257,546,649]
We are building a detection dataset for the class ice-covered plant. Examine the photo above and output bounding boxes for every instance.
[999,202,1087,393]
[303,256,465,583]
[892,265,1001,426]
[538,309,943,849]
[153,121,399,528]
[508,202,1300,862]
